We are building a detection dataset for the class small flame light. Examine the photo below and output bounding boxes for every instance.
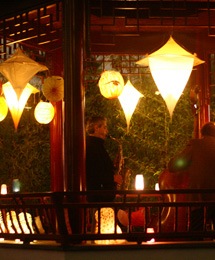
[1,184,7,195]
[155,183,160,191]
[135,174,144,190]
[146,228,155,243]
[12,179,20,193]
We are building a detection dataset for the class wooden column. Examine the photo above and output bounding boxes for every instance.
[50,100,64,191]
[63,0,85,192]
[62,0,86,236]
[48,48,64,192]
[196,33,210,137]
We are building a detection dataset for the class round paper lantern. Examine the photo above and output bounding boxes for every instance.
[0,96,8,121]
[98,70,124,99]
[43,76,64,102]
[34,101,55,124]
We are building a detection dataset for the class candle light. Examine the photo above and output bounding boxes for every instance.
[155,183,160,191]
[135,174,144,190]
[146,227,155,243]
[1,184,7,195]
[12,179,20,192]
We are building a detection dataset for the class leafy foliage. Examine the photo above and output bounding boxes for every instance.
[85,55,194,189]
[0,96,50,192]
[0,53,196,192]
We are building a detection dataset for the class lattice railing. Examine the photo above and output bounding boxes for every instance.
[0,190,214,245]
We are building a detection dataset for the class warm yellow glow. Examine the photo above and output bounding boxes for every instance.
[12,179,21,193]
[3,82,39,130]
[136,36,205,117]
[98,70,124,99]
[0,210,6,234]
[135,174,144,190]
[149,55,194,117]
[43,76,64,102]
[0,48,48,130]
[0,96,8,121]
[118,80,143,132]
[6,211,34,234]
[34,101,55,124]
[0,184,7,195]
[146,228,155,243]
[0,48,48,96]
[155,183,160,191]
[18,212,34,234]
[94,207,124,244]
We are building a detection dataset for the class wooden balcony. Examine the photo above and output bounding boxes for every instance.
[0,190,214,246]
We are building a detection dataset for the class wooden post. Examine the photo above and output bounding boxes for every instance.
[62,0,86,237]
[47,47,65,192]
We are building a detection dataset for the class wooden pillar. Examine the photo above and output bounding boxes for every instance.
[63,0,85,192]
[50,100,64,191]
[62,0,86,236]
[196,33,210,137]
[48,48,64,192]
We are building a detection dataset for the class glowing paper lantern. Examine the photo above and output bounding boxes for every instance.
[0,210,6,234]
[34,101,55,124]
[18,212,34,234]
[0,48,48,97]
[6,211,34,234]
[98,70,124,99]
[94,207,124,244]
[12,179,21,193]
[43,76,64,102]
[3,82,39,130]
[155,183,160,191]
[0,96,8,121]
[136,36,205,117]
[146,228,155,243]
[1,184,7,195]
[118,80,143,132]
[135,174,144,190]
[0,48,48,129]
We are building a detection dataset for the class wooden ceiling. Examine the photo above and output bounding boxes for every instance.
[89,0,215,54]
[0,0,62,59]
[89,0,215,31]
[0,0,215,58]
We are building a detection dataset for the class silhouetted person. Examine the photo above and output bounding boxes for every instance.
[168,122,215,232]
[86,116,122,202]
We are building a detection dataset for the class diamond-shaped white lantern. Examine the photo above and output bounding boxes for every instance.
[118,80,143,132]
[136,36,205,117]
[0,48,48,130]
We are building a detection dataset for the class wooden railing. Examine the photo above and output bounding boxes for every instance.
[0,190,214,245]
